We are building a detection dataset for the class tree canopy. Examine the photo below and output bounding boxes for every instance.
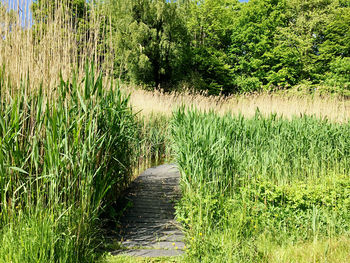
[103,0,190,89]
[31,0,350,94]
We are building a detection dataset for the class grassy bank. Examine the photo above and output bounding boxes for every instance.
[171,109,350,262]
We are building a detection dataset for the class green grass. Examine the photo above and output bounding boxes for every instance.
[171,108,350,262]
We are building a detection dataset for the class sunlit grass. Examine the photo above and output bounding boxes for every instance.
[171,108,350,262]
[267,237,350,263]
[128,87,350,122]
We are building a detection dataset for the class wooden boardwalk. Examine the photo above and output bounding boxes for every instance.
[112,164,185,257]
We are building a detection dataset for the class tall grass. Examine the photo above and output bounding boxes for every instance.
[0,0,113,90]
[171,108,350,262]
[128,88,350,122]
[0,3,173,260]
[134,114,172,173]
[0,65,138,262]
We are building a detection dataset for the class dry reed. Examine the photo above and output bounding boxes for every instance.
[128,88,350,122]
[0,0,112,94]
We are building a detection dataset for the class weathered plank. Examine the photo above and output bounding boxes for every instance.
[113,164,185,258]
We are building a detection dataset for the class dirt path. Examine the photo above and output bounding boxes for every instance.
[112,164,185,257]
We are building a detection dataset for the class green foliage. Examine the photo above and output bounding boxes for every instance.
[245,175,350,212]
[104,0,190,89]
[318,5,350,65]
[229,0,289,90]
[171,109,350,262]
[320,5,350,89]
[29,0,350,94]
[186,0,238,94]
[325,57,350,89]
[0,65,138,262]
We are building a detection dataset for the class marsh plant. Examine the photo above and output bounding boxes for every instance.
[0,65,138,262]
[171,108,350,262]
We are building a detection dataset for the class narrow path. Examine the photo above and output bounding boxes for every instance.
[112,164,185,257]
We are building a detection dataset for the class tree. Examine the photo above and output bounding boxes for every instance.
[229,0,288,91]
[105,0,190,89]
[319,3,350,72]
[187,0,238,94]
[272,0,337,85]
[321,3,350,89]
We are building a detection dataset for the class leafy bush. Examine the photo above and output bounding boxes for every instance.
[325,57,350,89]
[235,75,262,92]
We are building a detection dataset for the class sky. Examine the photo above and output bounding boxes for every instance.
[1,0,32,27]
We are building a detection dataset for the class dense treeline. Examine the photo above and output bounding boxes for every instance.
[31,0,350,94]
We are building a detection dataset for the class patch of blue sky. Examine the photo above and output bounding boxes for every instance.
[1,0,32,27]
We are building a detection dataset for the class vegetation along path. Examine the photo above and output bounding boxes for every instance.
[113,164,185,257]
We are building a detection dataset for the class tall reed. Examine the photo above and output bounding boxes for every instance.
[0,0,113,90]
[134,114,172,174]
[171,108,350,262]
[0,65,137,262]
[128,87,350,122]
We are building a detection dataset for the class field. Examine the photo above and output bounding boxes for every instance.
[126,89,350,262]
[1,1,350,262]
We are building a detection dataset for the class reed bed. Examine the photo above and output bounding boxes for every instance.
[129,88,350,122]
[171,108,350,262]
[0,65,140,262]
[0,65,171,262]
[0,3,172,261]
[0,0,113,91]
[134,114,172,174]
